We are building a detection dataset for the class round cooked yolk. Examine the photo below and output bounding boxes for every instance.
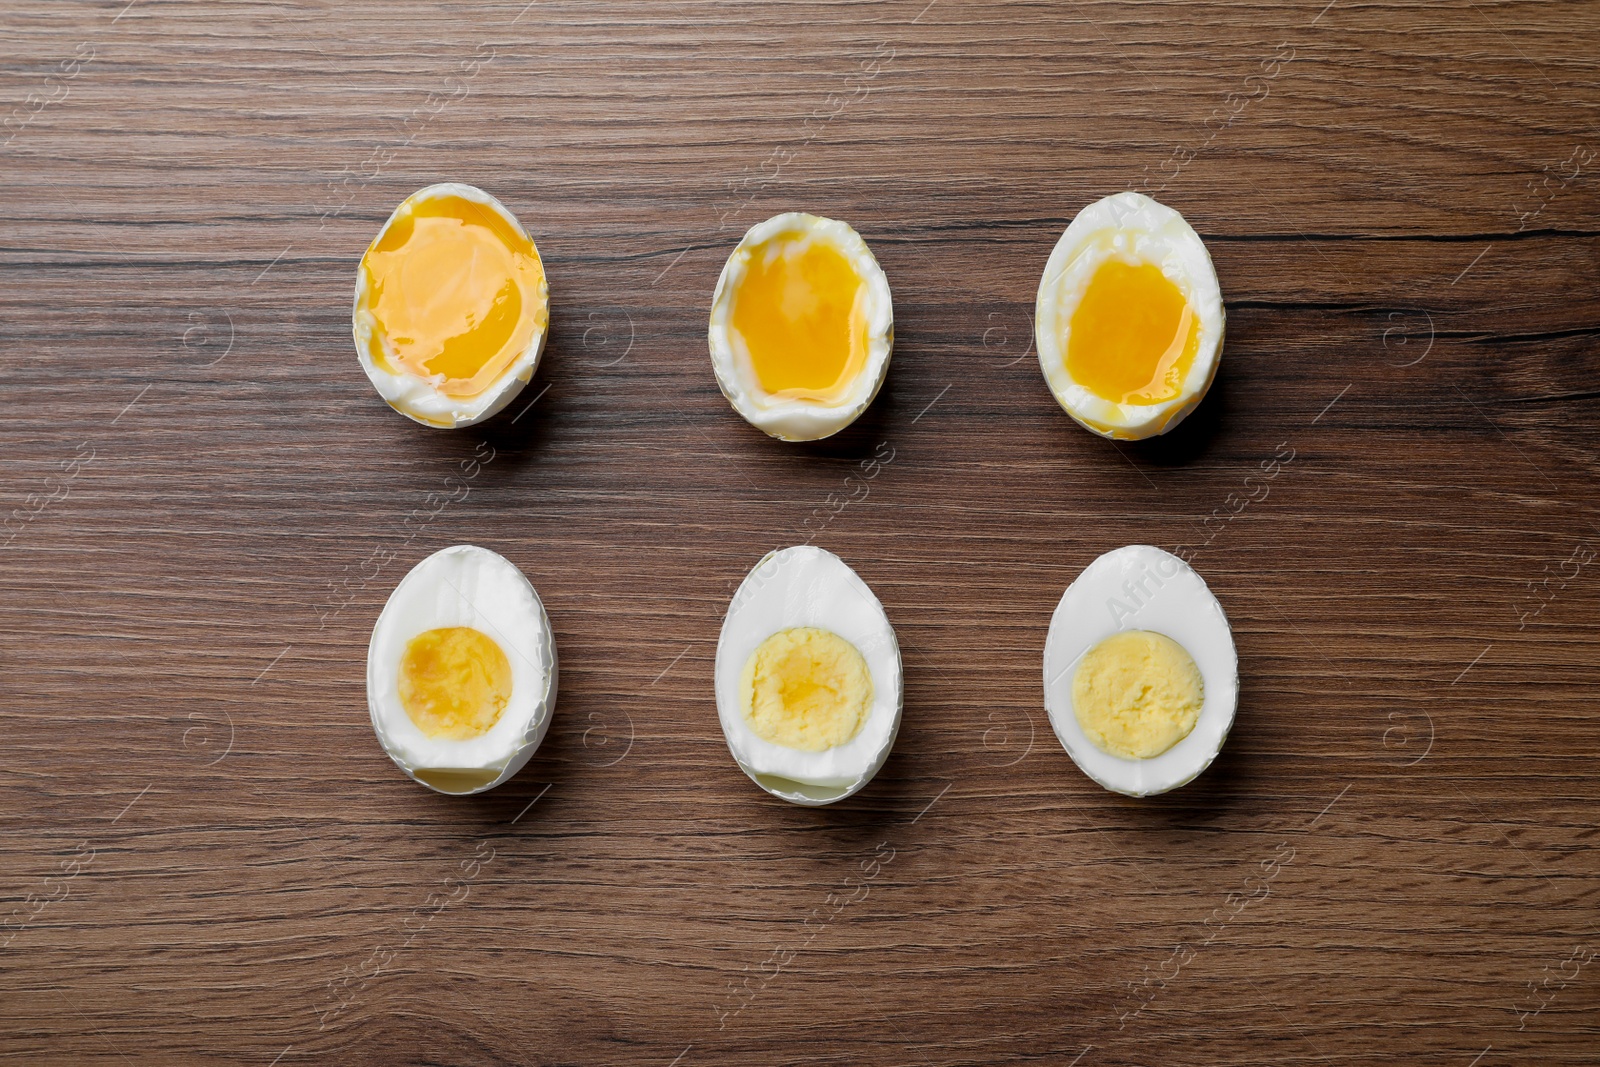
[730,234,869,402]
[739,626,873,751]
[1066,259,1199,406]
[1072,629,1203,759]
[361,195,547,399]
[398,626,512,741]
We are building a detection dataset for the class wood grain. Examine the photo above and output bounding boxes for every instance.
[3,0,1599,1063]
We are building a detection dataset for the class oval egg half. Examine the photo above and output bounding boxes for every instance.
[354,183,550,429]
[1035,192,1224,440]
[716,545,902,805]
[368,544,557,795]
[1042,544,1238,796]
[709,213,893,442]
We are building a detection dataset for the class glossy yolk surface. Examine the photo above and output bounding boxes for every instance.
[1066,259,1198,406]
[739,626,873,751]
[398,626,512,741]
[361,195,546,399]
[730,234,869,402]
[1072,629,1203,760]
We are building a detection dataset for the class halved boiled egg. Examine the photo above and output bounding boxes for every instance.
[708,213,893,441]
[1042,545,1237,796]
[354,183,550,429]
[368,545,557,795]
[716,545,902,805]
[1035,192,1224,440]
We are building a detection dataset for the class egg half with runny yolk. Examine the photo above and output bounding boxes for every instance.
[354,183,550,429]
[368,545,557,795]
[1035,193,1224,440]
[1042,544,1238,796]
[709,213,893,441]
[716,545,902,805]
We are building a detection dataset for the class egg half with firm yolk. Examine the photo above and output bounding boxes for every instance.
[1035,193,1224,440]
[716,546,902,805]
[1042,544,1237,797]
[368,545,557,795]
[354,183,550,429]
[709,213,893,441]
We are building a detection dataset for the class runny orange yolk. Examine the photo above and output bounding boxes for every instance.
[398,626,513,741]
[1066,259,1199,406]
[730,234,869,402]
[360,195,546,399]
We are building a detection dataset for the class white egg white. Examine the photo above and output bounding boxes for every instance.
[1034,192,1225,440]
[353,182,550,430]
[716,545,902,805]
[708,212,894,442]
[367,544,557,795]
[1042,544,1237,797]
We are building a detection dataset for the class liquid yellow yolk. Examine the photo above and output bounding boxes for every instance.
[361,195,547,399]
[1072,629,1203,759]
[1066,259,1199,406]
[730,235,869,402]
[739,627,873,751]
[398,626,513,741]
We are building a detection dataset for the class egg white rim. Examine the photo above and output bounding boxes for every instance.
[1042,544,1238,797]
[708,212,894,443]
[353,182,550,430]
[367,544,558,795]
[1034,192,1225,441]
[715,545,903,806]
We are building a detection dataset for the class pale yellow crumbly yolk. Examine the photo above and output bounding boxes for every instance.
[360,195,547,399]
[739,627,873,751]
[398,626,512,741]
[730,234,869,402]
[1066,259,1199,406]
[1072,629,1203,759]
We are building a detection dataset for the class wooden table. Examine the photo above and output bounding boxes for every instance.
[3,1,1597,1063]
